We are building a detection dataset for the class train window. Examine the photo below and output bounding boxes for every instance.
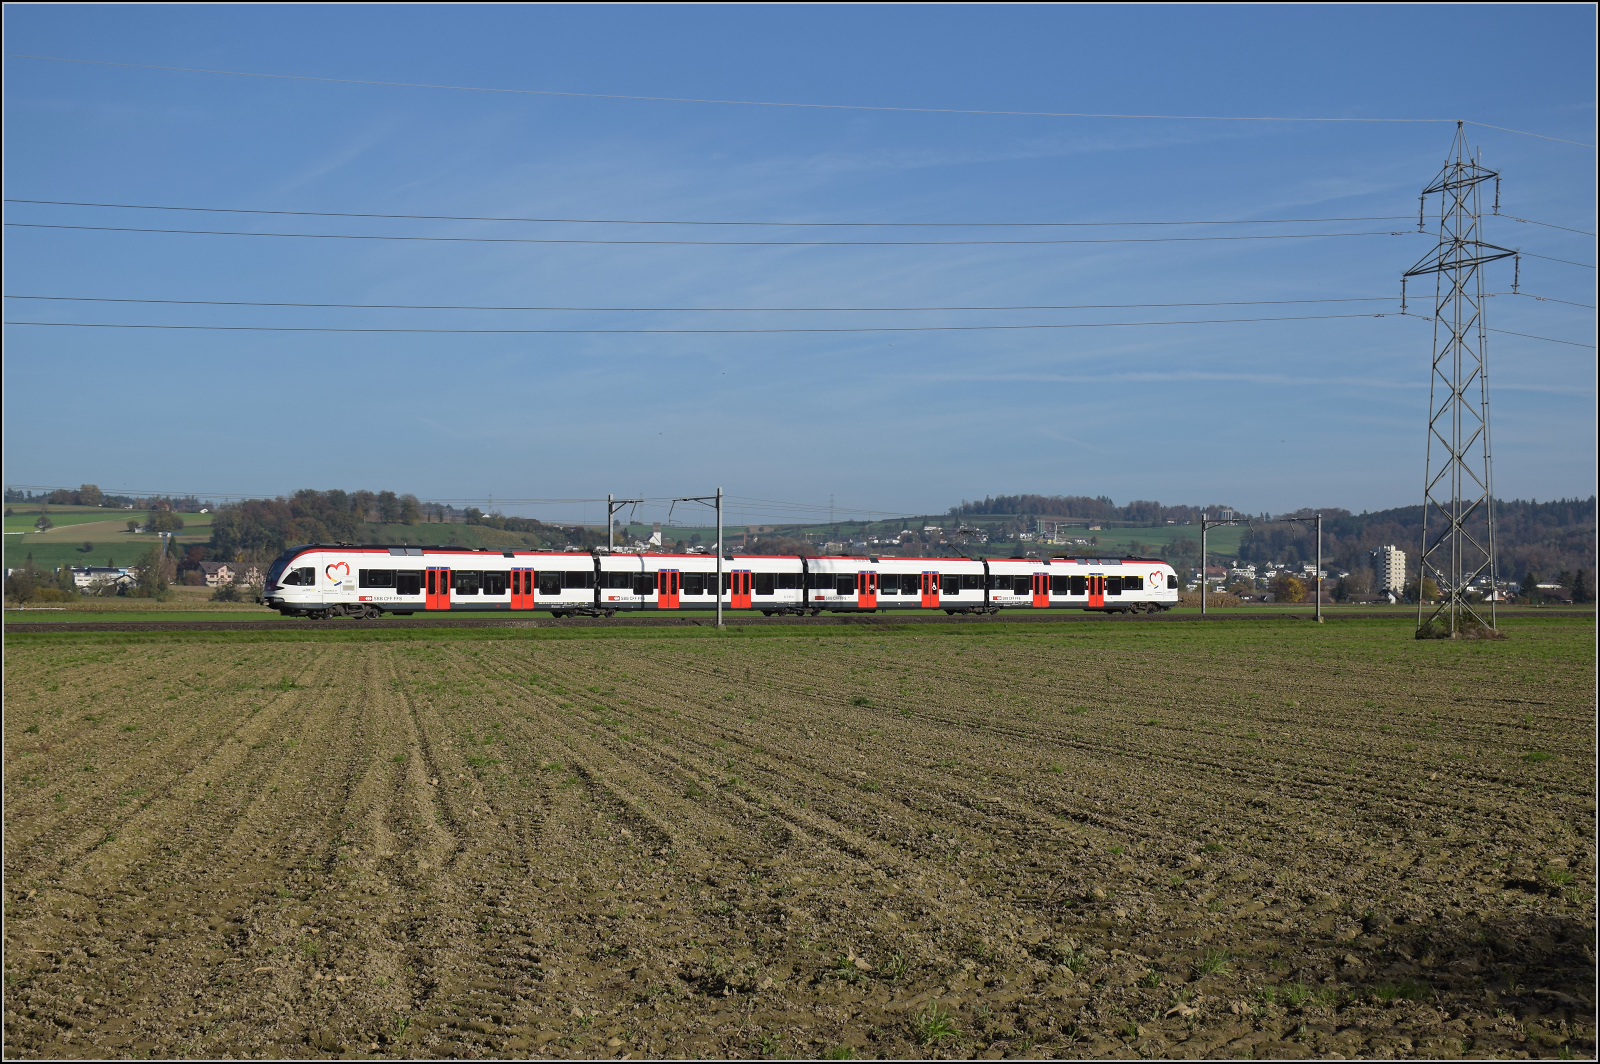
[604,572,635,589]
[775,572,800,590]
[755,573,775,596]
[396,571,423,596]
[1050,575,1071,595]
[1011,576,1031,595]
[537,572,563,596]
[1070,574,1088,595]
[682,573,705,595]
[835,576,855,596]
[1106,576,1123,595]
[941,575,960,595]
[804,572,828,590]
[961,574,983,591]
[358,569,396,588]
[1124,575,1143,591]
[482,571,508,596]
[633,575,654,595]
[1167,574,1178,589]
[283,566,315,586]
[452,570,482,595]
[562,570,595,589]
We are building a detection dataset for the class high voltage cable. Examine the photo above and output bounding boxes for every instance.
[14,313,1587,345]
[1,312,1390,334]
[12,199,1584,237]
[4,221,1421,247]
[1396,311,1595,349]
[1500,291,1596,310]
[1502,215,1596,238]
[0,294,1399,313]
[1483,327,1596,349]
[2,198,1417,229]
[6,53,1591,147]
[1514,250,1596,269]
[0,482,915,518]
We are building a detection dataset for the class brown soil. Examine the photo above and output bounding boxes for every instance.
[4,618,1594,1059]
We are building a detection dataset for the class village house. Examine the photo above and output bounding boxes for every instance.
[71,566,135,591]
[197,561,264,588]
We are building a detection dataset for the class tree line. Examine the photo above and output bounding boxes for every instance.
[950,494,1227,525]
[1236,497,1594,586]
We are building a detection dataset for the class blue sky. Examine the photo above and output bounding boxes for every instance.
[4,5,1594,526]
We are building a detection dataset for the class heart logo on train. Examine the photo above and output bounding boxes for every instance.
[1150,571,1163,586]
[325,561,350,581]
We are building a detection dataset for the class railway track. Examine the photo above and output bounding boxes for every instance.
[2,609,1347,634]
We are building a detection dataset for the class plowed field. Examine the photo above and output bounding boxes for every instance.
[4,617,1594,1059]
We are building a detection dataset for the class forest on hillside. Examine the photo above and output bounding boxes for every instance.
[1235,497,1594,584]
[950,493,1594,584]
[950,494,1228,525]
[204,490,600,562]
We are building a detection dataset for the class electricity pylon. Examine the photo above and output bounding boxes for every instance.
[1401,122,1517,635]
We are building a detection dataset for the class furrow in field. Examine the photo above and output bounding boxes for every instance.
[3,647,334,891]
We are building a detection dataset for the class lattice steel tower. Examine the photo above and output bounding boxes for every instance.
[1401,123,1517,634]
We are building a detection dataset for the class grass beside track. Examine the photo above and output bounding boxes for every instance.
[4,615,1594,1059]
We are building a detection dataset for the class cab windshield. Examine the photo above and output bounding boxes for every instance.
[264,549,301,588]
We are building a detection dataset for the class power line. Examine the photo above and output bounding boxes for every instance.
[1498,291,1596,311]
[1515,250,1596,269]
[2,198,1417,229]
[2,312,1390,334]
[1484,327,1596,349]
[3,221,1422,247]
[4,482,924,523]
[7,53,1591,147]
[1400,311,1595,348]
[0,294,1399,313]
[1501,215,1596,238]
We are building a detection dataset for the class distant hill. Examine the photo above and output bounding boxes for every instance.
[948,493,1593,581]
[206,489,602,562]
[93,485,1593,586]
[950,494,1227,526]
[1238,498,1594,583]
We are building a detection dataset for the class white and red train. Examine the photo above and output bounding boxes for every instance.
[261,544,1179,619]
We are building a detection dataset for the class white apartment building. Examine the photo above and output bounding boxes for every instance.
[1374,545,1407,593]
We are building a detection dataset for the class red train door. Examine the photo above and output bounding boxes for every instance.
[857,571,877,609]
[510,568,532,610]
[920,571,940,608]
[731,571,752,609]
[427,567,452,610]
[657,570,680,609]
[1032,572,1050,608]
[1088,575,1105,608]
